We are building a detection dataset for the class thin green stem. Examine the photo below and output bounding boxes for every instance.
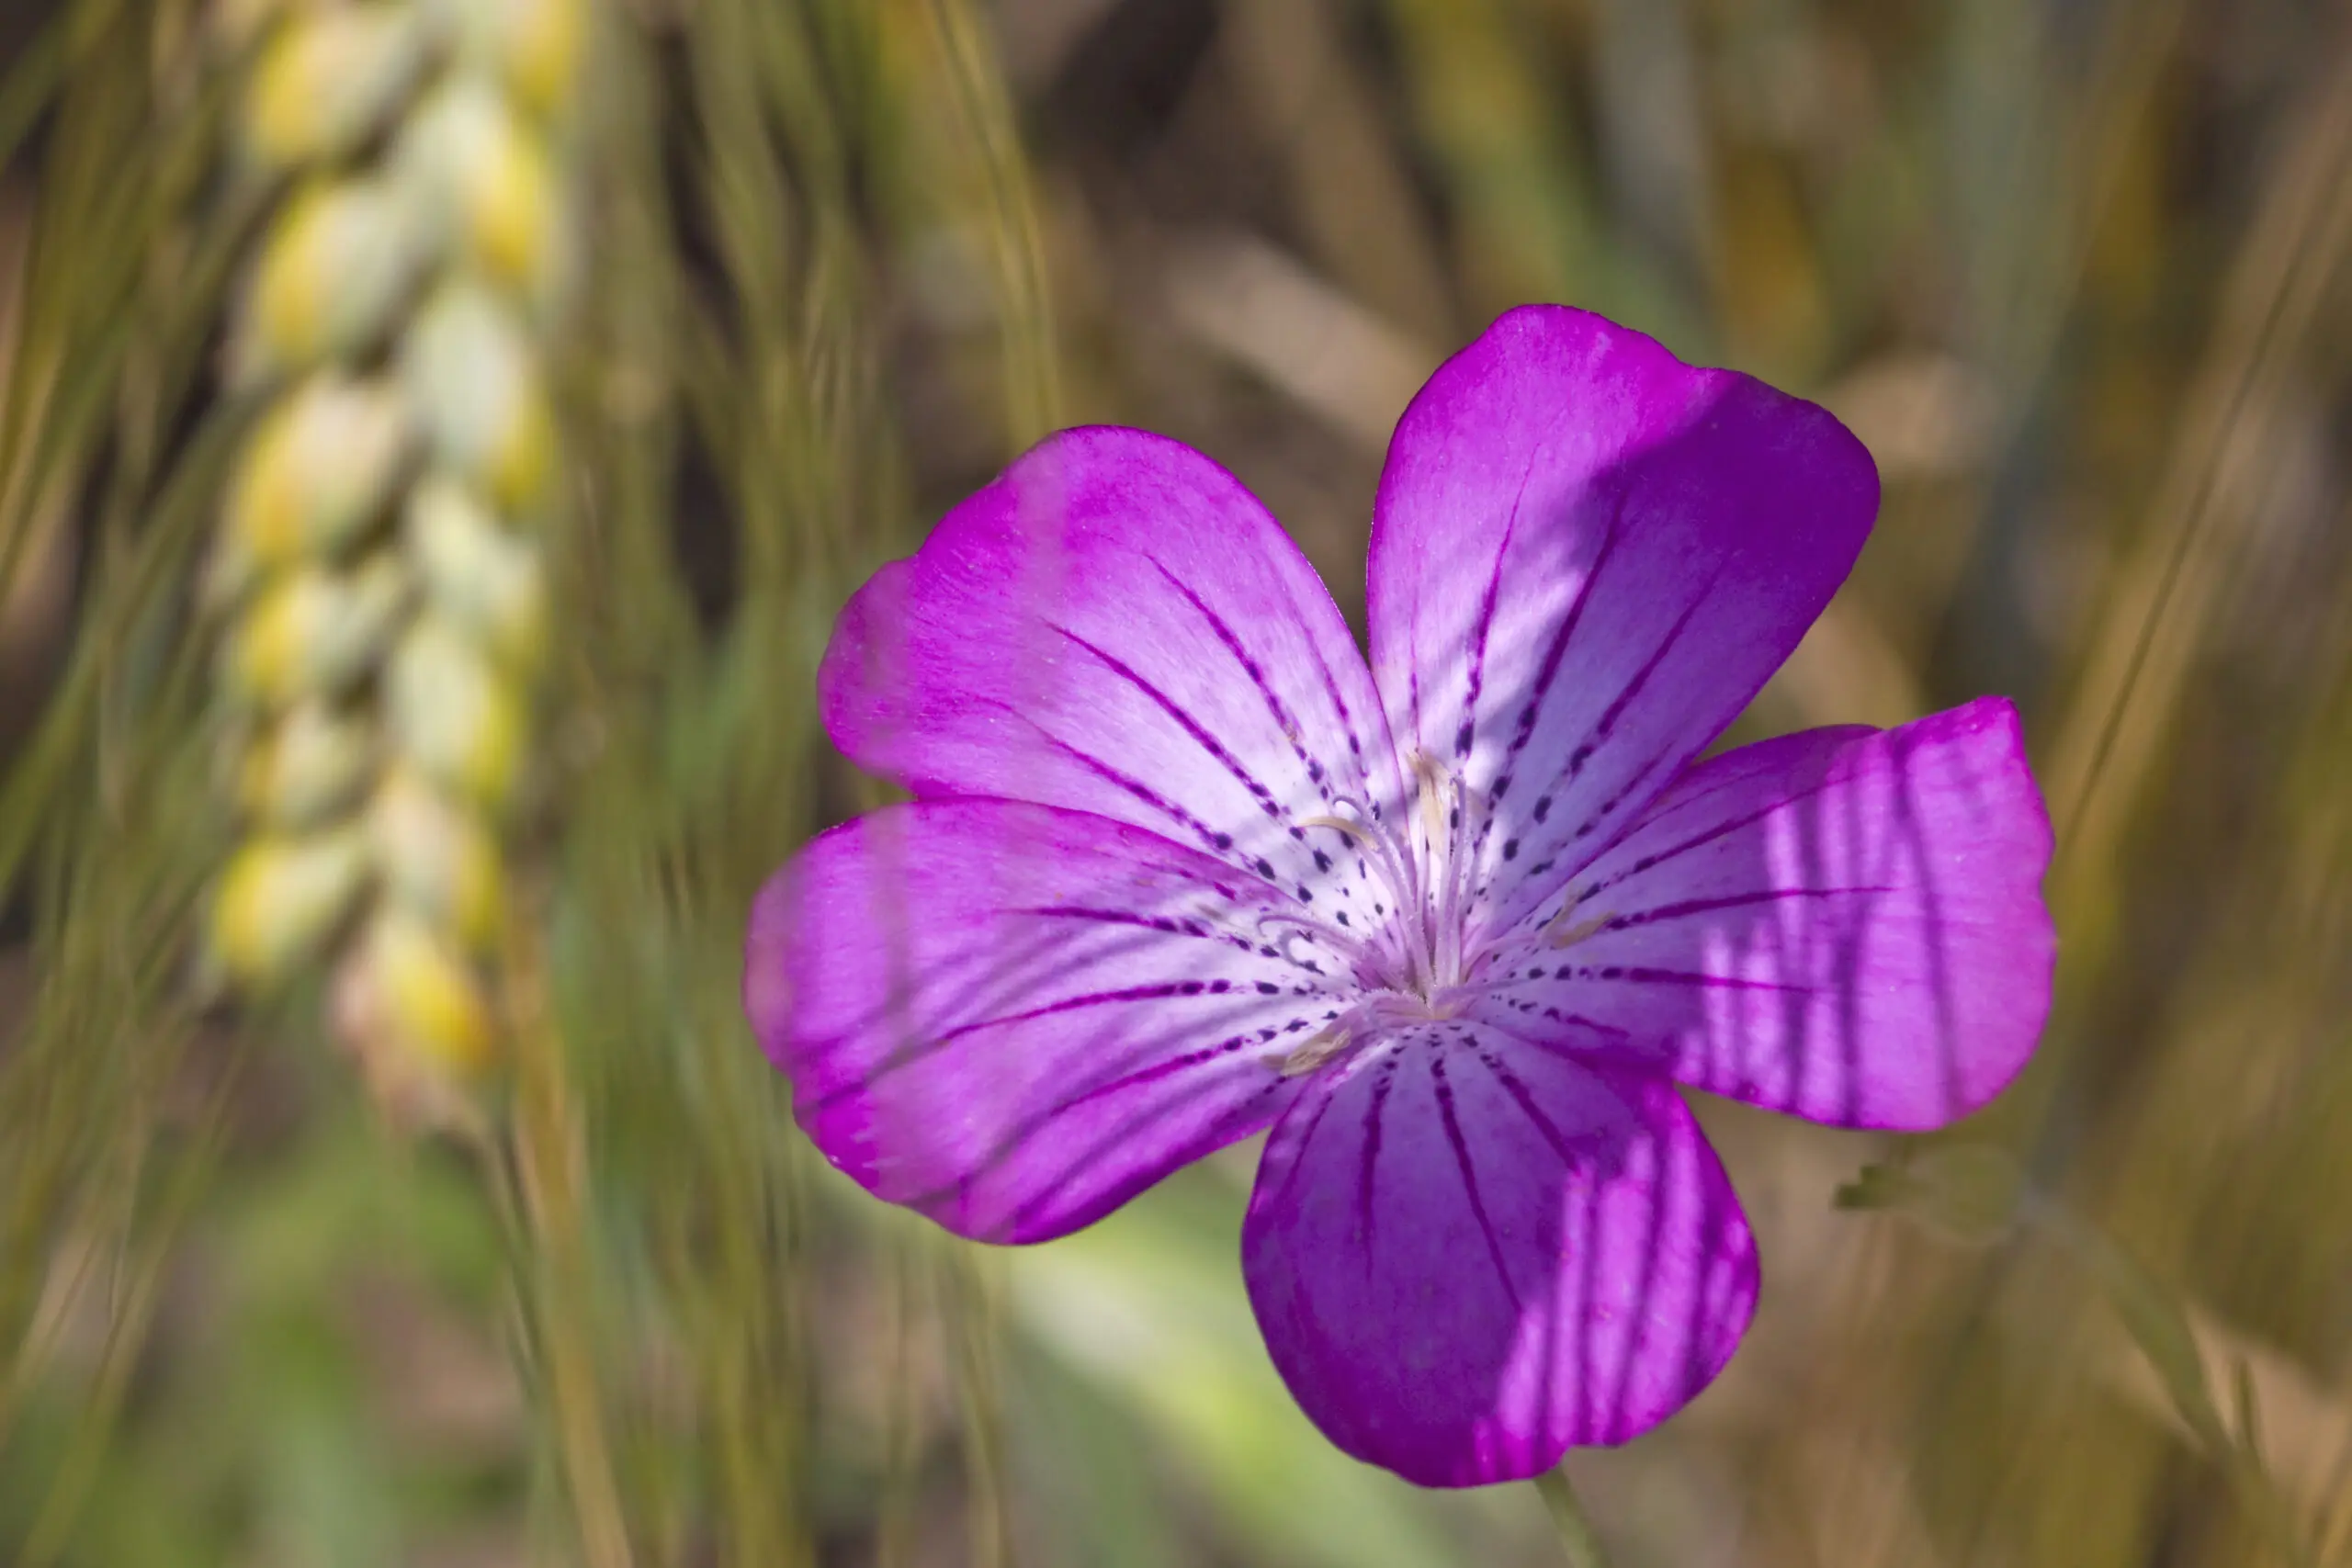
[1535,1467,1613,1568]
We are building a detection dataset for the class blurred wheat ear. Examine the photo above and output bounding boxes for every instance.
[0,0,924,1560]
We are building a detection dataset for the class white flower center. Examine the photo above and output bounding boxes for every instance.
[1275,750,1493,989]
[1256,752,1620,1078]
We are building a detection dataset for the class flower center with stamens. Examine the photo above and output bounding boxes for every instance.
[1280,751,1497,1021]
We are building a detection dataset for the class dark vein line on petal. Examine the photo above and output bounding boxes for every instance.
[1457,461,1538,761]
[1598,885,1899,931]
[1471,1047,1588,1169]
[1049,622,1289,818]
[1147,558,1346,801]
[1579,771,1856,903]
[1004,904,1249,942]
[1431,1052,1524,1313]
[1289,596,1380,793]
[797,982,1261,1116]
[1261,1078,1344,1216]
[1053,1032,1261,1114]
[987,700,1233,850]
[910,1071,1283,1235]
[1566,965,1815,994]
[1355,1058,1397,1260]
[1468,1004,1634,1049]
[933,982,1231,1043]
[1630,730,1878,839]
[1555,576,1720,852]
[1497,487,1634,777]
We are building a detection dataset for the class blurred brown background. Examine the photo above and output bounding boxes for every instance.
[6,0,2352,1563]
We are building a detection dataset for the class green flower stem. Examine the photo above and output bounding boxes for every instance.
[1535,1466,1614,1568]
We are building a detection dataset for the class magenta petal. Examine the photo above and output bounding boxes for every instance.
[1242,1027,1758,1486]
[822,427,1402,895]
[747,800,1335,1243]
[1498,698,2054,1130]
[1365,307,1879,928]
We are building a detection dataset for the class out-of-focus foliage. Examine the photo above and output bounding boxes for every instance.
[5,0,2352,1563]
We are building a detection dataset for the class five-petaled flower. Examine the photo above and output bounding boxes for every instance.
[745,307,2054,1487]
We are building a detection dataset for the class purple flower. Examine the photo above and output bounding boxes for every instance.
[745,307,2053,1487]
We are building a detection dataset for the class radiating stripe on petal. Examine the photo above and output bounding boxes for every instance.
[748,801,1345,1243]
[1493,698,2053,1130]
[1242,1023,1758,1486]
[1364,306,1878,931]
[820,426,1404,912]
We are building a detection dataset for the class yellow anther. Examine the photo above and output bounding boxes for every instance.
[1295,813,1379,848]
[1409,749,1452,846]
[1273,1025,1351,1077]
[1544,898,1615,950]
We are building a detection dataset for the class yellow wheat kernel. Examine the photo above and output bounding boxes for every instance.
[245,180,421,374]
[347,909,497,1079]
[396,76,562,299]
[401,284,558,516]
[226,554,411,706]
[404,476,547,671]
[244,6,425,168]
[370,767,508,952]
[240,702,375,827]
[387,616,526,807]
[212,828,370,986]
[221,375,412,581]
[422,0,583,118]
